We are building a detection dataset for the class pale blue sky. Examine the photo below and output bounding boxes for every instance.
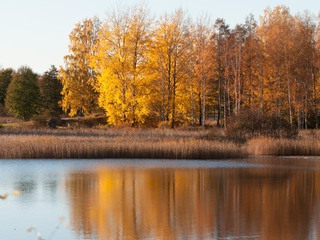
[0,0,319,74]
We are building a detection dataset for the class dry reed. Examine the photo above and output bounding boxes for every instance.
[0,129,245,159]
[247,137,320,156]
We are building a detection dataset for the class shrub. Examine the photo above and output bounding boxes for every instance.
[158,121,171,129]
[0,104,8,116]
[59,116,107,128]
[32,114,49,128]
[48,117,61,129]
[226,109,298,142]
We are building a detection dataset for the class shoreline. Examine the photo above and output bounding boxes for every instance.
[0,128,319,159]
[0,128,244,159]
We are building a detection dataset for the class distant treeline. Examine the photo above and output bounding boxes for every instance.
[0,66,62,121]
[1,4,320,130]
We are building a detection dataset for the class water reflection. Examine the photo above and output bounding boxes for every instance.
[65,162,320,240]
[14,175,37,202]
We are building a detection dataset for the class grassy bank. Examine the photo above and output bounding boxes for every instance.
[1,127,320,159]
[247,130,320,156]
[0,128,245,159]
[248,138,320,156]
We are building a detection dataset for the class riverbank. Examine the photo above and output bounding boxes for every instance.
[0,128,319,159]
[247,134,320,156]
[0,128,245,159]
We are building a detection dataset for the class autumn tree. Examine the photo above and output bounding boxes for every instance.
[92,3,153,126]
[56,4,320,129]
[5,66,41,120]
[59,18,100,116]
[39,65,62,116]
[241,14,264,112]
[257,7,320,129]
[315,17,320,128]
[226,15,264,116]
[291,13,319,129]
[152,9,193,128]
[259,6,296,126]
[213,18,230,127]
[226,24,246,116]
[194,16,215,126]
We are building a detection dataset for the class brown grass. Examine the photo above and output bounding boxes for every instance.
[0,128,246,159]
[0,116,24,124]
[2,128,319,159]
[248,130,320,156]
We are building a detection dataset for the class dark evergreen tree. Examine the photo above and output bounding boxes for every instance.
[5,66,41,120]
[0,68,14,105]
[39,65,62,116]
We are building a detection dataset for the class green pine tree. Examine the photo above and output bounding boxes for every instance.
[5,66,41,120]
[39,65,62,117]
[0,68,14,105]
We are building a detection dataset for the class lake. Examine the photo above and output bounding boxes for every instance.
[0,157,320,240]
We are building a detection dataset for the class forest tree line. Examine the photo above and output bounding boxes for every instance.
[1,4,320,130]
[0,66,62,121]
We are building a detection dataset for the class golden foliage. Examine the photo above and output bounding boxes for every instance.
[59,4,320,129]
[59,18,100,116]
[92,5,153,126]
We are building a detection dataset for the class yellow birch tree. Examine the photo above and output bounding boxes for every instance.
[59,18,100,116]
[92,3,153,126]
[152,9,192,128]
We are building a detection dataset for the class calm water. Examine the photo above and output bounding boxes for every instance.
[1,157,320,240]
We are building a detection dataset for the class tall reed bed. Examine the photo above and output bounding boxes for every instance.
[247,137,320,156]
[0,127,211,140]
[0,129,246,159]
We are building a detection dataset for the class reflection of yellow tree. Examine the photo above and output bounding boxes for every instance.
[139,169,218,239]
[66,162,320,239]
[66,172,98,238]
[95,169,143,239]
[91,169,220,239]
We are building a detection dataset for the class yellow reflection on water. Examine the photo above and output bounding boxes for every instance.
[65,164,320,240]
